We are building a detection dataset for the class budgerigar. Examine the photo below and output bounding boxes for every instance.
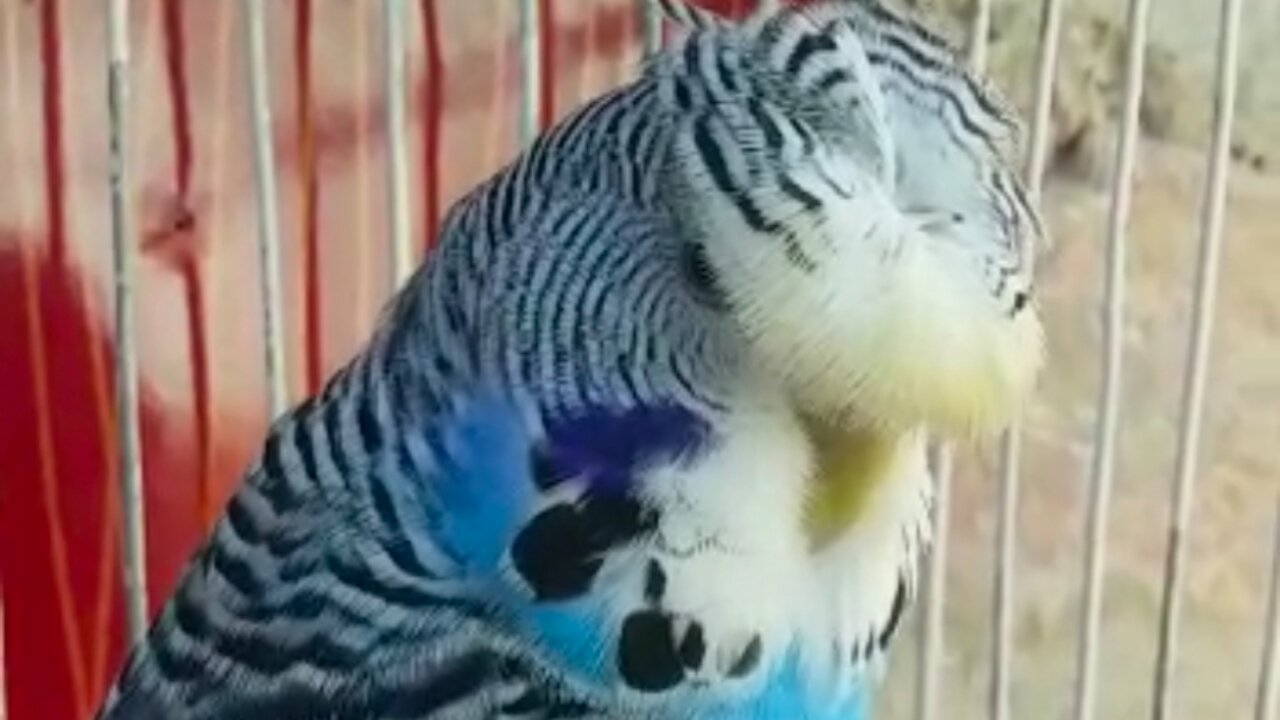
[97,1,1044,718]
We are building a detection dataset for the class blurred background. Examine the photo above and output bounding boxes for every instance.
[0,1,1276,719]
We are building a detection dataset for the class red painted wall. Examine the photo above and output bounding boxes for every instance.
[0,2,748,717]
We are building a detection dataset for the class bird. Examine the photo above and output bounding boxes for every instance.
[95,1,1043,717]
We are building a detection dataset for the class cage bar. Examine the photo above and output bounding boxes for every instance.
[105,0,149,646]
[966,0,992,72]
[988,0,1067,717]
[989,428,1019,720]
[1023,0,1067,199]
[1257,497,1280,720]
[420,0,444,251]
[383,0,414,287]
[1071,0,1153,716]
[641,0,663,57]
[1,2,12,707]
[919,9,996,714]
[2,0,31,705]
[519,0,542,146]
[0,597,4,720]
[917,443,953,720]
[0,596,5,720]
[1150,0,1243,715]
[0,584,4,717]
[242,0,289,419]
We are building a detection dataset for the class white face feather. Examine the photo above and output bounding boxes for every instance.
[667,1,1045,436]
[730,196,1042,435]
[705,149,1042,436]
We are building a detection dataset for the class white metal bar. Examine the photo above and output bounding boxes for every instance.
[242,0,289,418]
[918,15,990,697]
[990,428,1019,720]
[918,4,992,681]
[1023,0,1068,199]
[106,0,150,645]
[988,1,1067,717]
[382,0,414,288]
[1071,0,1153,716]
[966,0,992,72]
[518,0,541,146]
[1151,0,1243,715]
[641,0,663,58]
[1257,497,1280,720]
[917,443,952,720]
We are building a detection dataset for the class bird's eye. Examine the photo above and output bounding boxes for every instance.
[681,241,728,310]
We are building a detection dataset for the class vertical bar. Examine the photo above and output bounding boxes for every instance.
[160,0,219,537]
[383,0,414,287]
[1257,497,1280,720]
[295,0,323,397]
[537,0,555,130]
[482,0,510,173]
[989,2,1067,718]
[576,0,598,100]
[352,1,373,329]
[920,14,997,716]
[641,0,663,58]
[918,0,993,676]
[1,1,19,711]
[0,593,4,720]
[419,0,444,251]
[20,0,94,711]
[242,0,289,418]
[1072,0,1153,716]
[917,444,952,720]
[1024,0,1068,198]
[518,0,541,146]
[966,0,992,71]
[989,429,1018,720]
[963,4,1004,718]
[1151,0,1243,715]
[106,0,150,644]
[753,0,782,21]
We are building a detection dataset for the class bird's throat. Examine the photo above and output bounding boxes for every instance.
[801,416,900,552]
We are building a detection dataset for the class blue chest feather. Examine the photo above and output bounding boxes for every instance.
[413,394,868,718]
[423,396,710,574]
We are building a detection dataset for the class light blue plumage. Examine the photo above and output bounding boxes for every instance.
[97,1,1043,718]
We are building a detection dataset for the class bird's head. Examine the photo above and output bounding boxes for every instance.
[658,0,1045,437]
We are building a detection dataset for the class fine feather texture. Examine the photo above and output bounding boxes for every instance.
[659,1,1044,435]
[97,1,1042,717]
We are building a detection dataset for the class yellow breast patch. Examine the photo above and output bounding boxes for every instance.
[801,417,900,552]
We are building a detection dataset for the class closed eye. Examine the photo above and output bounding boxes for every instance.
[681,241,729,311]
[904,206,964,233]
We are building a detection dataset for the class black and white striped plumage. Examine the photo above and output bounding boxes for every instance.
[97,2,1043,718]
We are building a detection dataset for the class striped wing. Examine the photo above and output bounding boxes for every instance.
[93,382,607,718]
